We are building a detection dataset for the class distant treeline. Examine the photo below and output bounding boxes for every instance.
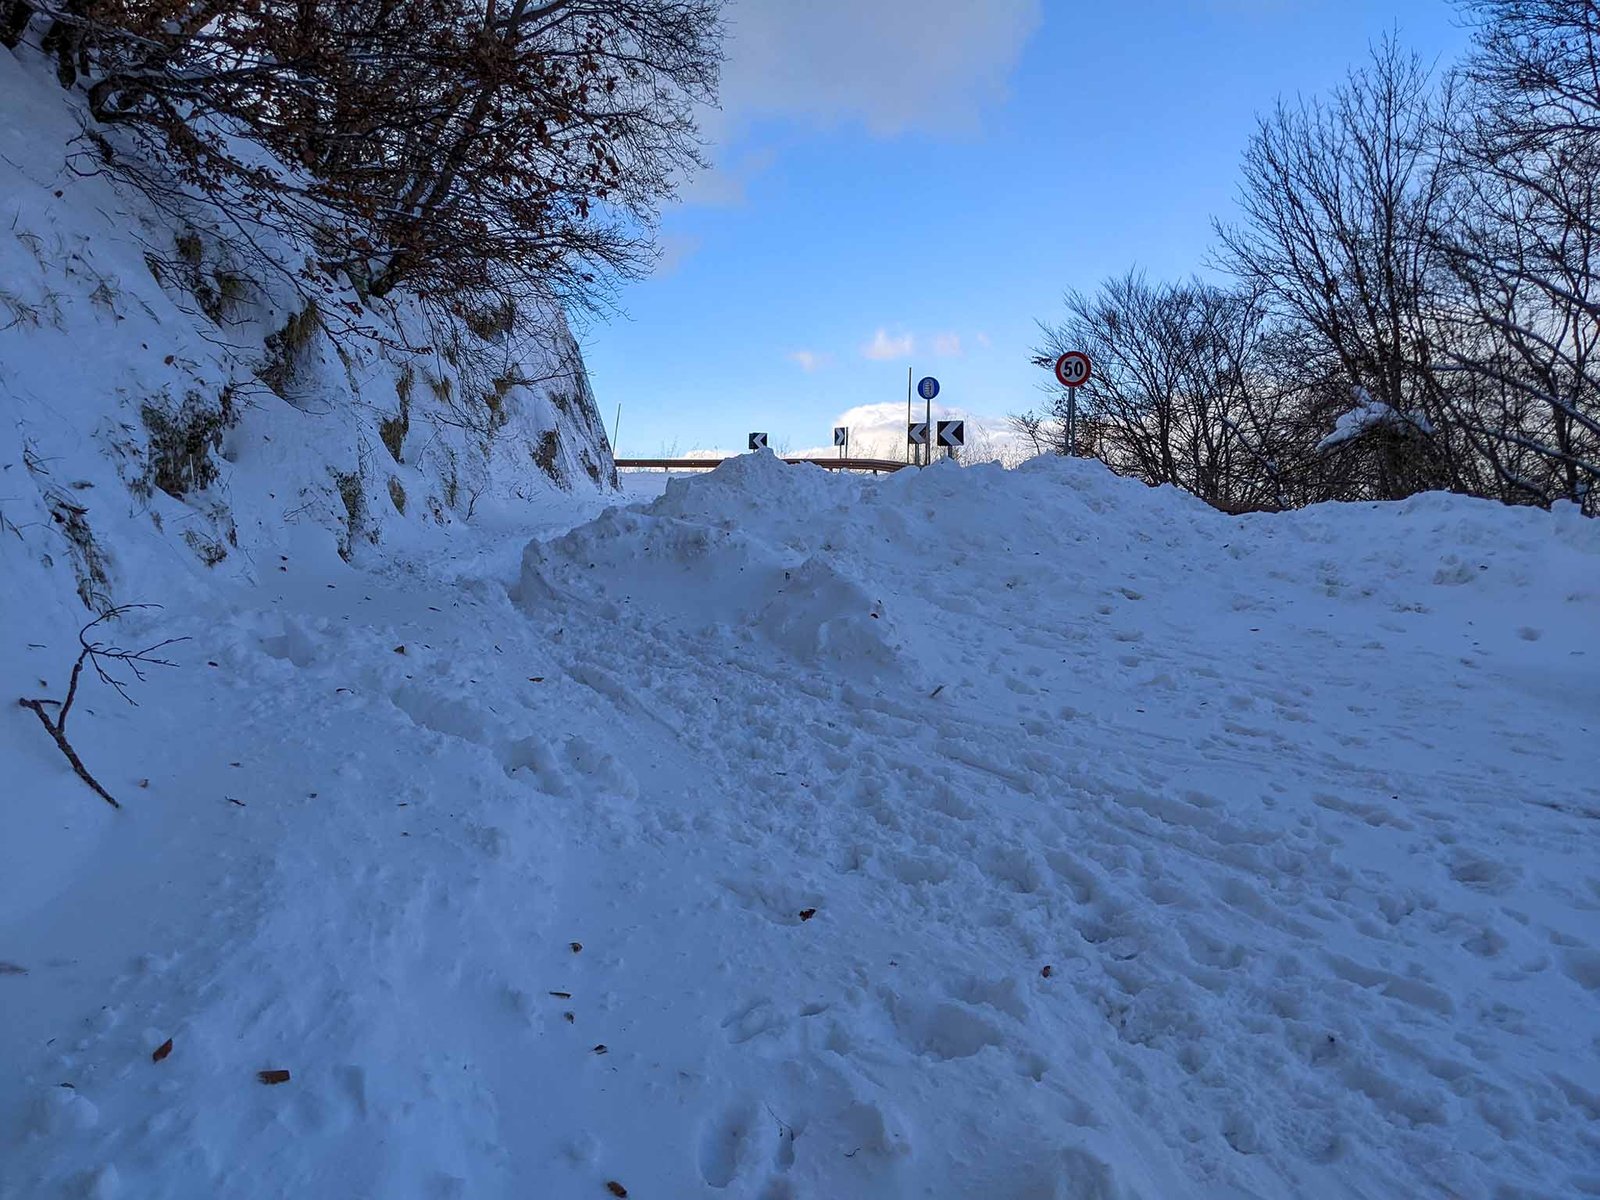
[1021,2,1599,515]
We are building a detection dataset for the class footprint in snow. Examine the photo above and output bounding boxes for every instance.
[697,1098,783,1188]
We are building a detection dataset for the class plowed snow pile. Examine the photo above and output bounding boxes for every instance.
[3,455,1598,1200]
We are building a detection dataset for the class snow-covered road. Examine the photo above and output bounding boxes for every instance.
[3,457,1598,1199]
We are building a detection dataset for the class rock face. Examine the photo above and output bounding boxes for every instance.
[0,45,616,610]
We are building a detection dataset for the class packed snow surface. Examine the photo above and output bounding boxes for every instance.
[3,456,1598,1200]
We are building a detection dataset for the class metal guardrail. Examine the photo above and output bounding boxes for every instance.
[616,457,910,474]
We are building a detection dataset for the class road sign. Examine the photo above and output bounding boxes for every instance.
[1054,352,1092,389]
[937,419,965,448]
[748,432,768,451]
[833,427,847,447]
[907,422,929,446]
[917,376,940,401]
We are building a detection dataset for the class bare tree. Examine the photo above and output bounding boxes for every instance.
[1216,40,1468,500]
[8,0,724,311]
[1023,21,1598,515]
[1030,273,1291,510]
[1433,0,1600,508]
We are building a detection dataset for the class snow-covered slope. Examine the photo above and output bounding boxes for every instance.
[0,46,615,624]
[3,453,1596,1200]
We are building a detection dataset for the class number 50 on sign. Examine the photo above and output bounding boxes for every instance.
[1055,352,1092,388]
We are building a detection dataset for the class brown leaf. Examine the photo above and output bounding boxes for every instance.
[605,1183,628,1198]
[393,645,406,655]
[152,1038,173,1063]
[548,991,572,999]
[1040,965,1053,979]
[529,676,545,683]
[570,942,583,953]
[257,1069,291,1085]
[591,1044,608,1055]
[798,908,817,922]
[564,1012,575,1023]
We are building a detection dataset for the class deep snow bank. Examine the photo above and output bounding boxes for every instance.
[509,454,1600,1198]
[2,450,1598,1200]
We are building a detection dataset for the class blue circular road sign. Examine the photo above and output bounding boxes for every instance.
[917,376,940,401]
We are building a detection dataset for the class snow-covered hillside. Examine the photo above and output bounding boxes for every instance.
[3,452,1597,1200]
[0,46,615,622]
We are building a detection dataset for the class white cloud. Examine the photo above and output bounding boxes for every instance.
[792,402,912,459]
[654,232,703,276]
[676,145,775,206]
[932,332,963,357]
[788,349,833,372]
[716,0,1041,137]
[975,332,993,350]
[682,0,1041,203]
[861,329,916,361]
[793,401,1032,465]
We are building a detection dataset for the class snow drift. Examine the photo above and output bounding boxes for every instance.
[4,444,1597,1200]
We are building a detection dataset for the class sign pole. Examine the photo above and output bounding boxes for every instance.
[912,377,940,467]
[905,368,913,466]
[1054,352,1092,457]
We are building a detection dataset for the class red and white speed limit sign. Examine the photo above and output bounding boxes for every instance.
[1055,351,1092,388]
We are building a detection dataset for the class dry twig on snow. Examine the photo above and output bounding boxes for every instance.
[18,605,186,809]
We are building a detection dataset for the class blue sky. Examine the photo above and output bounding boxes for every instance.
[580,0,1472,459]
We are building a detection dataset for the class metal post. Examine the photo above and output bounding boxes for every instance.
[905,368,913,466]
[1067,391,1076,456]
[924,380,931,469]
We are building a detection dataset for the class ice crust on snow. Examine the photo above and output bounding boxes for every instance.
[4,445,1598,1199]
